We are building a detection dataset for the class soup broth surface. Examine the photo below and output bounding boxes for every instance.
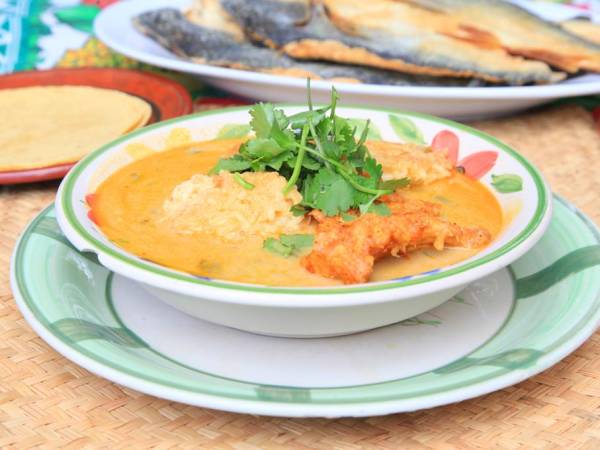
[91,139,503,286]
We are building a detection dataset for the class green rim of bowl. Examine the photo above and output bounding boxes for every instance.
[60,104,548,295]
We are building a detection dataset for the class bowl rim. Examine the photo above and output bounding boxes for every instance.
[56,104,552,303]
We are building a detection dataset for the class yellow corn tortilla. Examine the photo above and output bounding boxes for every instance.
[125,97,153,133]
[0,86,151,171]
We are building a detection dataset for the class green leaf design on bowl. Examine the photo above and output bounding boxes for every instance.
[216,124,252,140]
[492,174,523,193]
[388,115,425,145]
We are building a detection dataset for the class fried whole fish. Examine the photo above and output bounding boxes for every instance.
[133,8,485,86]
[404,0,600,73]
[220,0,563,85]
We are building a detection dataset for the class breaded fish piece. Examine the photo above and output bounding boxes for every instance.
[301,194,491,284]
[220,0,563,85]
[562,20,600,46]
[404,0,600,73]
[136,8,489,86]
[133,8,486,86]
[367,141,453,185]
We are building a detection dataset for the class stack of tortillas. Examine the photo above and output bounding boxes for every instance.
[0,86,152,171]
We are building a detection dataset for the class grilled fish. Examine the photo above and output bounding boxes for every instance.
[133,8,486,86]
[562,20,600,46]
[220,0,563,85]
[404,0,600,73]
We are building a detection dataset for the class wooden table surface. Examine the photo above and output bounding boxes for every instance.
[2,105,600,448]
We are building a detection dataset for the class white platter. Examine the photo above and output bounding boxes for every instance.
[95,0,600,120]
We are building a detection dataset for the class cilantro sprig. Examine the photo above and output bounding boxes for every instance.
[211,81,409,217]
[263,234,314,257]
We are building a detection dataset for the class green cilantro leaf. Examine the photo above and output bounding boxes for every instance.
[263,234,314,257]
[210,155,252,174]
[232,173,255,190]
[241,138,286,160]
[270,122,296,149]
[302,168,355,216]
[360,202,391,216]
[280,234,314,249]
[249,103,274,138]
[290,204,308,216]
[266,150,293,171]
[263,238,294,257]
[379,178,411,191]
[363,156,383,184]
[287,107,329,129]
[341,212,357,222]
[218,83,406,217]
[300,155,321,170]
[249,103,287,138]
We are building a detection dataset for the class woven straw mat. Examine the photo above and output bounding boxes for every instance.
[1,105,600,449]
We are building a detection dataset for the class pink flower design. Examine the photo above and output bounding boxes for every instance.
[82,0,119,8]
[431,130,497,179]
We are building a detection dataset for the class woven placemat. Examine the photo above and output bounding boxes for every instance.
[2,105,600,448]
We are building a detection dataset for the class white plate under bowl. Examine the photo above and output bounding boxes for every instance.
[11,198,600,417]
[54,104,551,337]
[95,0,600,120]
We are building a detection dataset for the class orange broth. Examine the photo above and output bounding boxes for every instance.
[90,139,503,286]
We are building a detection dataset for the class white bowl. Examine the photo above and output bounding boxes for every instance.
[55,105,552,337]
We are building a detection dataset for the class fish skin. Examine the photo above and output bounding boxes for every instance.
[403,0,600,73]
[133,9,289,71]
[132,8,487,86]
[220,0,563,85]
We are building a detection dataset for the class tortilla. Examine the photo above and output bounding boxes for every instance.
[0,86,151,171]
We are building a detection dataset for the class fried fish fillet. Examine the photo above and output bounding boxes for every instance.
[220,0,563,84]
[301,194,491,284]
[562,20,600,46]
[404,0,600,73]
[133,8,485,86]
